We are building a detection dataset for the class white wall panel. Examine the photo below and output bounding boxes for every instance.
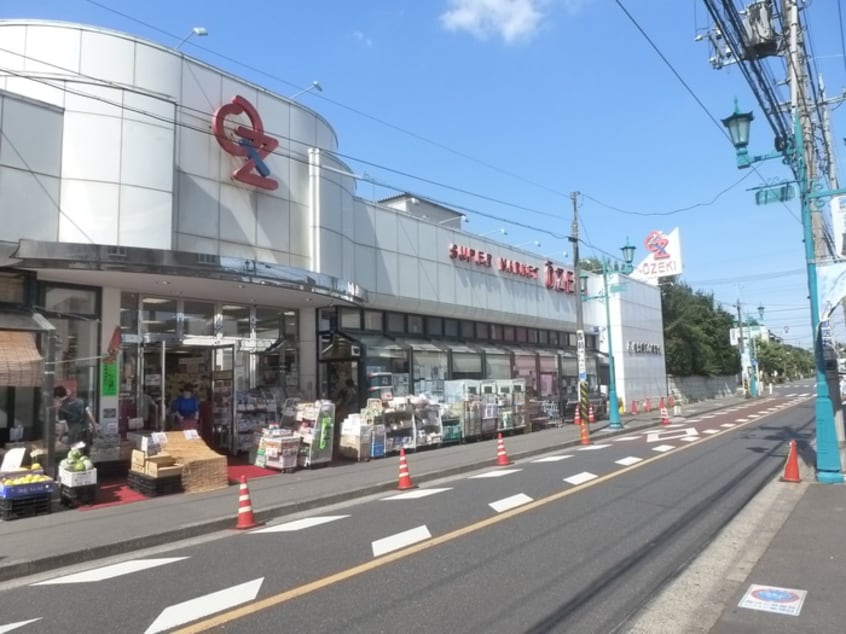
[289,154,309,205]
[134,44,180,98]
[120,119,174,191]
[64,82,123,117]
[218,240,255,260]
[342,234,355,279]
[397,216,418,256]
[177,119,218,179]
[418,260,438,301]
[315,120,335,152]
[254,248,289,265]
[397,255,420,303]
[256,196,290,251]
[289,202,310,258]
[123,91,175,126]
[180,61,222,117]
[289,107,316,158]
[4,76,65,108]
[59,179,119,243]
[79,30,135,85]
[176,174,219,238]
[417,223,437,261]
[0,97,63,175]
[320,229,342,277]
[437,263,457,305]
[377,250,398,296]
[0,26,26,71]
[175,232,218,255]
[118,185,172,249]
[374,210,398,252]
[219,77,257,111]
[0,167,59,241]
[319,178,342,233]
[61,112,121,182]
[25,25,81,74]
[354,244,377,291]
[256,91,291,153]
[219,182,256,244]
[354,201,376,247]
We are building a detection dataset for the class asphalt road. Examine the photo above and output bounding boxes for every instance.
[0,384,816,634]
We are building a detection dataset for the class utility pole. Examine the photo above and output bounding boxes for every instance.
[569,192,589,422]
[736,298,749,398]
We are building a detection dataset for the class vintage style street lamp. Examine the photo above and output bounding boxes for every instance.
[580,238,636,430]
[722,101,844,483]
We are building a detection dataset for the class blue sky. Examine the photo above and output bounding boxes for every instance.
[6,0,846,348]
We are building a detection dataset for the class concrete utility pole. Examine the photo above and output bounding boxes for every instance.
[736,298,749,398]
[569,192,589,422]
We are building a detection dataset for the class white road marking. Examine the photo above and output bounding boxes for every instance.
[144,578,264,634]
[700,414,718,419]
[703,429,720,434]
[735,418,749,423]
[489,493,534,513]
[381,488,452,501]
[532,455,573,463]
[576,443,611,451]
[664,423,685,428]
[0,620,42,634]
[786,393,797,397]
[685,418,702,423]
[250,515,351,533]
[652,445,675,453]
[646,428,698,443]
[615,456,642,466]
[680,436,700,443]
[468,469,522,479]
[721,423,736,428]
[371,525,432,557]
[612,436,640,442]
[33,558,189,585]
[564,471,598,486]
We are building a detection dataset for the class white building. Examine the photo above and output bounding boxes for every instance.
[0,20,667,449]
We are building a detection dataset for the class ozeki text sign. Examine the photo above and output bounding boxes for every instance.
[630,228,684,285]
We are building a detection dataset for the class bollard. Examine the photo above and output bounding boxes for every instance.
[768,382,773,395]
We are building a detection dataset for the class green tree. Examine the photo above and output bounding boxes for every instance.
[756,339,814,381]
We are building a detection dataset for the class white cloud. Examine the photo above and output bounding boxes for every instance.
[439,0,546,44]
[352,30,374,47]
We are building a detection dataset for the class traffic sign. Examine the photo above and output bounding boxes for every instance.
[576,329,587,381]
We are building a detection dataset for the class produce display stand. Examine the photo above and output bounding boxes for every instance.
[479,381,499,438]
[254,428,299,472]
[495,379,527,435]
[127,446,185,497]
[443,380,482,440]
[383,402,415,454]
[0,470,56,521]
[294,401,335,468]
[58,465,98,508]
[411,397,443,449]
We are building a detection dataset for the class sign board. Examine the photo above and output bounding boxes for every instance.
[101,361,118,397]
[831,196,846,258]
[738,584,807,616]
[729,325,769,347]
[576,329,586,381]
[630,227,684,285]
[755,183,794,205]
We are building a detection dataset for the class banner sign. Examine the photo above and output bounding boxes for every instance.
[630,227,684,284]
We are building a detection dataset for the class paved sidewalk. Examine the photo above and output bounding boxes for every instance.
[0,396,747,582]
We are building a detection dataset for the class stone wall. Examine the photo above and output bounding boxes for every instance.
[667,375,741,404]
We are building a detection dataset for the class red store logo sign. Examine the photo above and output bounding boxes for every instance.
[448,244,574,294]
[212,95,279,191]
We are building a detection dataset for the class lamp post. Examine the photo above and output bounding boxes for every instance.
[290,80,323,100]
[175,26,208,50]
[515,240,541,249]
[480,228,508,238]
[722,101,844,483]
[580,239,636,430]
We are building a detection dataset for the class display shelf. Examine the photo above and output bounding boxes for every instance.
[1,494,52,521]
[294,401,335,467]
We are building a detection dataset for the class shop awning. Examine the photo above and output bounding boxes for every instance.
[395,339,447,353]
[0,330,44,387]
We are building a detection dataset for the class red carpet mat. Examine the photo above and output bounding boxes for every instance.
[77,480,149,511]
[227,463,279,484]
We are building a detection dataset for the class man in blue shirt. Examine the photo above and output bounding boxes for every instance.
[171,384,199,430]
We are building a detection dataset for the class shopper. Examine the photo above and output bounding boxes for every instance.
[171,383,200,431]
[54,386,89,446]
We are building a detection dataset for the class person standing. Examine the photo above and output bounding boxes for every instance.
[171,384,200,431]
[54,386,89,446]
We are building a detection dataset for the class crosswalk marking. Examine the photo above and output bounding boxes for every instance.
[489,493,533,513]
[652,445,674,453]
[251,515,350,533]
[0,619,42,634]
[33,558,188,585]
[615,456,642,466]
[144,578,264,634]
[564,471,598,486]
[372,525,431,557]
[532,455,573,463]
[382,488,452,501]
[468,469,522,479]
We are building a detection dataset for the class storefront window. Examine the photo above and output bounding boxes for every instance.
[549,331,559,347]
[476,322,489,340]
[386,312,405,334]
[183,300,215,337]
[514,353,538,394]
[528,329,539,344]
[451,345,481,379]
[516,327,528,343]
[537,330,549,345]
[44,285,98,315]
[503,326,515,342]
[490,324,502,341]
[221,304,251,337]
[484,351,511,379]
[0,272,26,305]
[412,349,448,396]
[362,338,410,396]
[318,307,336,332]
[339,308,361,330]
[460,320,474,339]
[255,307,281,341]
[444,319,459,338]
[407,315,424,335]
[539,354,558,398]
[586,334,598,350]
[283,311,297,337]
[426,317,443,337]
[142,297,177,335]
[363,310,383,331]
[120,292,139,335]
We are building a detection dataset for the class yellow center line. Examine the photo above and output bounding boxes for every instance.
[174,400,803,633]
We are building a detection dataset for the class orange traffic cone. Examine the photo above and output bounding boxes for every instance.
[780,440,801,483]
[235,475,260,530]
[660,406,670,425]
[631,399,638,415]
[496,433,511,466]
[574,407,581,426]
[397,448,416,490]
[579,420,591,445]
[588,404,595,424]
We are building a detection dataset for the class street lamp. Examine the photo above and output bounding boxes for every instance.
[757,303,765,321]
[515,240,541,248]
[290,80,323,100]
[438,215,467,225]
[579,239,637,431]
[480,228,508,238]
[175,26,208,50]
[722,101,844,483]
[543,251,568,261]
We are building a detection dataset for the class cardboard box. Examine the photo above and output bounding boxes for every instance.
[146,462,183,478]
[58,467,98,487]
[146,452,175,467]
[131,449,146,470]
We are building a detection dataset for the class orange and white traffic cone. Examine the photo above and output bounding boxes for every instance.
[397,448,416,490]
[574,407,581,426]
[588,404,595,424]
[660,406,670,426]
[631,399,638,415]
[235,475,260,530]
[579,420,591,445]
[780,439,801,483]
[496,432,511,466]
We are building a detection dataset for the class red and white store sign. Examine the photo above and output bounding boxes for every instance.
[448,243,575,294]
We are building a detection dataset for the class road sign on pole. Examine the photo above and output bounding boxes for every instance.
[576,329,586,381]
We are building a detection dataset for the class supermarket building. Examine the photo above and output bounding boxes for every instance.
[0,20,667,451]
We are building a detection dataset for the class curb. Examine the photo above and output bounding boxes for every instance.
[0,399,748,581]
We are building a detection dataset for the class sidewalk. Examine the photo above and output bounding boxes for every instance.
[0,396,746,582]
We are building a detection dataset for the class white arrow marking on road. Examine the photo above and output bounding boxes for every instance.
[144,577,264,634]
[468,469,522,479]
[652,445,674,453]
[576,443,611,451]
[615,456,642,466]
[382,488,452,501]
[564,471,598,486]
[32,558,189,585]
[489,493,533,513]
[251,515,350,533]
[532,455,573,462]
[372,525,431,557]
[0,619,42,633]
[646,428,698,443]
